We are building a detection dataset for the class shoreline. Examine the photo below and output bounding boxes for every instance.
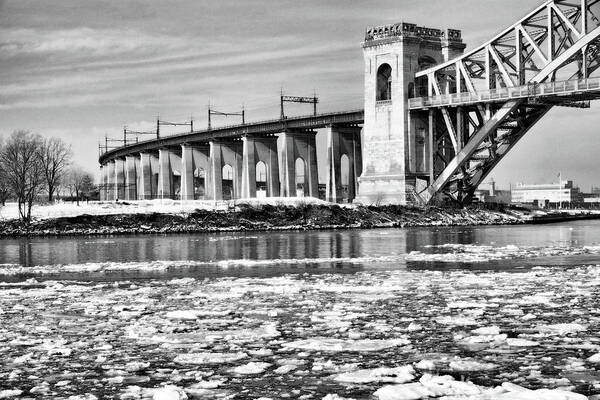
[0,204,523,238]
[1,203,598,238]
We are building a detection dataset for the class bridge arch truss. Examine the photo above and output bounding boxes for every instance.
[410,0,600,204]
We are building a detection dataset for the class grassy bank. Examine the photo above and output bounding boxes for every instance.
[0,203,524,237]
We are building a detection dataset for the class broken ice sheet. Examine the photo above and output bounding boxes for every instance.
[2,265,600,398]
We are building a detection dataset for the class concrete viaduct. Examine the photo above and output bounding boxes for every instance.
[98,110,364,203]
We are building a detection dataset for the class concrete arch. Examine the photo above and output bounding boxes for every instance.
[194,168,206,199]
[340,154,350,202]
[222,164,234,200]
[295,157,306,197]
[256,161,267,197]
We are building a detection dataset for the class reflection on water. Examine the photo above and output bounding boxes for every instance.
[1,220,600,279]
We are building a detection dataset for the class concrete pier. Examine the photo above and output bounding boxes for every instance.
[114,158,125,201]
[241,136,280,198]
[325,125,362,203]
[280,130,318,198]
[125,156,137,200]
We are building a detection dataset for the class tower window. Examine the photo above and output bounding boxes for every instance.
[376,63,392,101]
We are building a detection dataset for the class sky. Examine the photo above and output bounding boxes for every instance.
[1,0,599,191]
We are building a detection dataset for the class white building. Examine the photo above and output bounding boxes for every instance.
[511,180,582,206]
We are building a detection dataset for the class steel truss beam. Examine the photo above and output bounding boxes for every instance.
[415,0,600,205]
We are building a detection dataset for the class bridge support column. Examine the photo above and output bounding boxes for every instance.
[181,144,194,201]
[280,130,318,198]
[158,148,173,199]
[325,125,362,203]
[241,137,256,199]
[99,165,106,201]
[210,142,223,201]
[193,146,212,200]
[210,141,242,200]
[125,156,137,200]
[106,161,115,201]
[114,158,126,201]
[139,152,157,200]
[242,136,280,198]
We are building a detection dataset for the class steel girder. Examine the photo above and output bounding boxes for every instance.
[416,0,600,204]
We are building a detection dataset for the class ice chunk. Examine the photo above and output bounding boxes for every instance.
[449,359,498,371]
[229,362,271,374]
[538,323,587,335]
[334,366,415,384]
[173,352,247,365]
[0,390,23,399]
[588,353,600,363]
[165,310,200,320]
[414,360,436,370]
[374,382,434,400]
[152,385,188,400]
[435,316,478,326]
[373,374,483,399]
[472,326,500,335]
[283,337,410,352]
[506,338,539,347]
[497,382,588,399]
[274,365,297,374]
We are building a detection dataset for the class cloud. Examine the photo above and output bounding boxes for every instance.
[0,27,183,58]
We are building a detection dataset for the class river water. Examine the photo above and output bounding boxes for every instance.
[1,221,600,399]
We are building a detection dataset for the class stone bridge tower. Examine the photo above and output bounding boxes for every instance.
[356,23,465,205]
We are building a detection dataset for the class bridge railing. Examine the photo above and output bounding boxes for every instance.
[409,77,600,109]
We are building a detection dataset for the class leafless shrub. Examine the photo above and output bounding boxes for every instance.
[66,166,95,206]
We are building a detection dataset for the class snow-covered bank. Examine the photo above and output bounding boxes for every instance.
[0,197,329,220]
[0,200,524,237]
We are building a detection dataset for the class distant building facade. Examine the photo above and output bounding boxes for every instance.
[474,181,511,205]
[511,180,583,207]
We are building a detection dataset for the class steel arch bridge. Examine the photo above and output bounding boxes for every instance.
[99,0,600,206]
[410,0,600,205]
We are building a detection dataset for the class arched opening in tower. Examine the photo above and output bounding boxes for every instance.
[376,63,392,101]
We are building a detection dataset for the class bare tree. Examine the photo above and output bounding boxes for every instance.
[0,163,10,206]
[0,139,11,206]
[39,137,71,202]
[0,131,45,222]
[67,166,95,206]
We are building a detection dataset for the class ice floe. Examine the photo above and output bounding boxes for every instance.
[283,337,410,352]
[2,262,600,398]
[334,366,415,384]
[173,352,248,365]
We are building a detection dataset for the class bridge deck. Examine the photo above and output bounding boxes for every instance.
[409,77,600,110]
[99,109,364,164]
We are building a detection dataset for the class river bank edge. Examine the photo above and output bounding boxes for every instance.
[0,203,547,238]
